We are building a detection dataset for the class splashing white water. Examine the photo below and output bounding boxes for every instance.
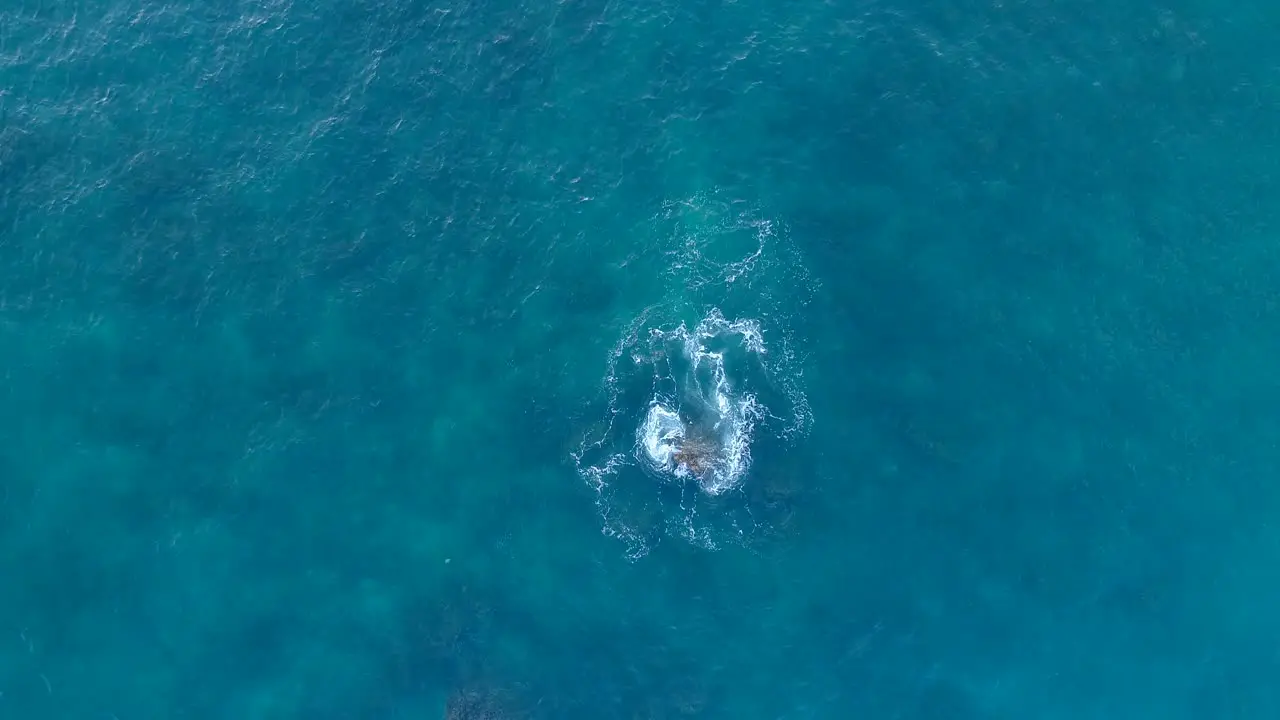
[633,311,765,495]
[573,192,815,558]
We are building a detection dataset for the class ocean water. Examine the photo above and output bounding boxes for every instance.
[3,0,1280,717]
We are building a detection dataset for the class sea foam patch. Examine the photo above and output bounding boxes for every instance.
[574,193,814,558]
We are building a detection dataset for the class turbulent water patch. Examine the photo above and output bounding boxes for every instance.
[633,312,765,495]
[574,193,814,558]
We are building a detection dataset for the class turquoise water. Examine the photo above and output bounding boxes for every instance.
[3,0,1280,717]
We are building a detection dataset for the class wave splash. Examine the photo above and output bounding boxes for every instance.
[574,194,813,558]
[635,312,764,495]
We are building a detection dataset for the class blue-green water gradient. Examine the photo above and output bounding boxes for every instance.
[3,0,1279,717]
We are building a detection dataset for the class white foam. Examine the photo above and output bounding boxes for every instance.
[638,402,685,474]
[621,312,767,494]
[573,193,815,557]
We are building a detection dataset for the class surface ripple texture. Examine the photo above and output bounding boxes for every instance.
[2,0,1279,718]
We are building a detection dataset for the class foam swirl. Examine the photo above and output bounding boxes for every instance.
[573,192,814,558]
